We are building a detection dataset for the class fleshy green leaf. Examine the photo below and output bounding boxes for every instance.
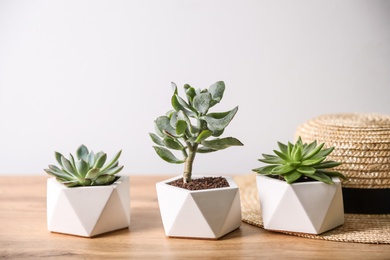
[301,157,326,166]
[87,151,95,168]
[296,166,316,175]
[315,147,335,158]
[302,140,317,157]
[171,94,197,117]
[153,146,184,164]
[172,82,178,95]
[195,130,213,143]
[208,81,225,107]
[284,171,302,184]
[85,168,100,179]
[155,116,177,137]
[316,169,347,180]
[61,156,77,176]
[277,142,288,154]
[202,106,238,131]
[313,161,342,169]
[273,150,289,162]
[252,165,278,174]
[76,159,89,177]
[176,120,187,135]
[201,137,243,150]
[184,84,196,105]
[303,142,324,160]
[76,145,89,160]
[193,92,211,115]
[211,129,224,137]
[94,175,116,185]
[196,146,217,153]
[258,157,284,164]
[149,133,165,146]
[271,165,295,175]
[55,152,64,166]
[44,168,73,181]
[163,138,183,150]
[308,172,333,184]
[94,153,107,169]
[100,150,122,172]
[102,165,124,175]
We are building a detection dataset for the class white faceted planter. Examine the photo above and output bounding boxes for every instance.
[156,175,241,239]
[47,175,130,237]
[256,175,344,234]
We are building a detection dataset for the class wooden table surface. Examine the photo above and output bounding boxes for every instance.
[1,175,389,259]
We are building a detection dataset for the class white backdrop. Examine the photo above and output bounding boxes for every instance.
[1,0,389,176]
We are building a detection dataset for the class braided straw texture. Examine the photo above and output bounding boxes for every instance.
[295,113,390,188]
[235,174,390,244]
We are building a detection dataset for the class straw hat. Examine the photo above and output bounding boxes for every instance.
[237,113,390,244]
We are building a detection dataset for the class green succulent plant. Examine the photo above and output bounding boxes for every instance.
[150,81,243,183]
[252,137,346,184]
[44,145,124,187]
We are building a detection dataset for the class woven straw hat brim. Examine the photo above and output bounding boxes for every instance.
[235,174,390,244]
[295,113,390,189]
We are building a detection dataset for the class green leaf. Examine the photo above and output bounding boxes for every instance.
[172,82,178,95]
[176,120,187,135]
[315,147,334,157]
[196,146,217,153]
[316,169,347,180]
[61,156,77,176]
[149,133,164,146]
[308,172,333,184]
[252,165,278,174]
[171,94,197,117]
[184,84,196,105]
[195,130,213,143]
[211,129,224,137]
[202,106,238,131]
[101,150,122,172]
[55,152,64,166]
[102,165,124,175]
[76,159,89,177]
[201,137,243,150]
[313,161,342,169]
[94,175,116,185]
[292,144,303,162]
[284,171,302,184]
[61,180,80,187]
[44,168,73,181]
[209,81,225,107]
[155,116,177,137]
[258,157,284,164]
[94,153,107,168]
[303,142,324,160]
[193,92,211,115]
[277,142,288,154]
[296,166,316,175]
[76,145,89,160]
[287,142,293,157]
[87,151,95,168]
[153,146,184,164]
[273,150,290,162]
[301,157,326,166]
[270,165,295,175]
[85,168,100,179]
[302,140,317,157]
[163,138,183,150]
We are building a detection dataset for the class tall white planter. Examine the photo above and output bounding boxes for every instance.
[47,175,130,237]
[256,175,344,234]
[156,175,241,239]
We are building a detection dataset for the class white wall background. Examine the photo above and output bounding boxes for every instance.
[1,0,389,176]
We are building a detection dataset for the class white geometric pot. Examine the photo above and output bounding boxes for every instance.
[156,175,241,239]
[256,175,344,234]
[47,175,130,237]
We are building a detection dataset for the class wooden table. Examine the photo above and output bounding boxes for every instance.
[1,176,389,259]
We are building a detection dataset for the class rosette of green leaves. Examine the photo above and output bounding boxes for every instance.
[252,137,346,184]
[44,145,124,187]
[149,81,243,182]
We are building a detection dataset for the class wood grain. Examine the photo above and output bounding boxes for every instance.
[0,175,389,259]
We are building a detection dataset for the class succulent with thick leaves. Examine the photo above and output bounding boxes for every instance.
[252,137,346,184]
[149,81,243,183]
[44,145,124,187]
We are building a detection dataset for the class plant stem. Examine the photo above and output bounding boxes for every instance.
[183,144,198,183]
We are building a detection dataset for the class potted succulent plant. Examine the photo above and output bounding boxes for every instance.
[252,137,346,234]
[150,81,243,239]
[44,145,130,237]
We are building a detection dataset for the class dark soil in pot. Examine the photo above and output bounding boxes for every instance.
[168,177,230,190]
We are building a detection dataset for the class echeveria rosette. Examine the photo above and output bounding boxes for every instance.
[44,145,124,187]
[252,137,346,184]
[149,81,243,183]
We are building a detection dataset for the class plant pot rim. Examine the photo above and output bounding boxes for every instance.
[157,175,238,193]
[47,175,128,190]
[256,174,340,186]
